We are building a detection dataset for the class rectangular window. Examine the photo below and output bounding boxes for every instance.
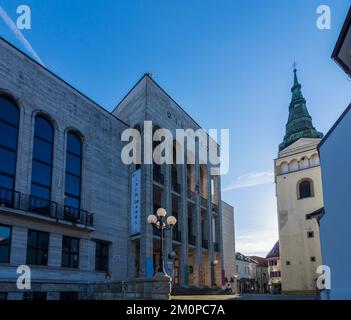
[0,224,11,263]
[286,261,291,266]
[307,231,314,238]
[62,236,79,268]
[0,292,7,300]
[311,256,316,262]
[26,230,49,265]
[95,241,109,272]
[60,292,78,301]
[23,292,47,301]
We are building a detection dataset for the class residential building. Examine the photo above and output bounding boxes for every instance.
[235,252,257,293]
[275,68,323,295]
[266,241,281,293]
[0,37,231,299]
[318,103,351,299]
[250,256,268,294]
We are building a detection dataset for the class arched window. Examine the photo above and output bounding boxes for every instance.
[289,160,299,172]
[30,115,54,215]
[280,162,289,174]
[64,132,82,222]
[298,179,313,199]
[300,157,309,170]
[0,96,19,208]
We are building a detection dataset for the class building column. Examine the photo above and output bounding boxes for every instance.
[140,122,153,278]
[179,153,188,287]
[194,139,202,287]
[207,167,214,287]
[216,173,224,287]
[164,163,172,277]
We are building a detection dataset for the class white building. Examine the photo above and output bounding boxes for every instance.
[235,252,257,293]
[275,69,324,295]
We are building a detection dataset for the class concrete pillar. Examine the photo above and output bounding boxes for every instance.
[217,173,224,287]
[179,152,188,287]
[194,139,201,287]
[164,163,172,277]
[48,233,62,267]
[140,122,154,278]
[10,226,27,265]
[207,166,214,287]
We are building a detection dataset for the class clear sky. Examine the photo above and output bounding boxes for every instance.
[1,0,351,257]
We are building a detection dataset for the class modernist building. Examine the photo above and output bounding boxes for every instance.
[275,69,324,295]
[0,37,233,300]
[318,103,351,300]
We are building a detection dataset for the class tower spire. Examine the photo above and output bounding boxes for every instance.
[279,68,323,151]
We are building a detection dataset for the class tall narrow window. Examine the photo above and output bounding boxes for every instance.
[95,241,109,272]
[0,96,19,207]
[30,116,54,215]
[64,132,82,222]
[0,224,11,263]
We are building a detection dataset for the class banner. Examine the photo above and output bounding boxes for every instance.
[130,169,141,236]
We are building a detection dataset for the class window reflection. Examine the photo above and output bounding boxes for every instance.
[30,116,54,215]
[0,96,19,191]
[64,132,82,216]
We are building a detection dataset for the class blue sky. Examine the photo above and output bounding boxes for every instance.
[1,0,351,256]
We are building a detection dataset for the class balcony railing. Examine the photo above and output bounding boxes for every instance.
[172,230,182,242]
[0,187,93,228]
[214,242,220,252]
[202,239,209,249]
[64,205,93,226]
[0,187,20,209]
[188,234,196,246]
[29,195,57,218]
[153,170,164,185]
[172,183,181,194]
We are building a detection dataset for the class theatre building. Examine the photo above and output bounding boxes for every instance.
[0,37,234,300]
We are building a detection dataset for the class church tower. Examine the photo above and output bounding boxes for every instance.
[275,68,324,295]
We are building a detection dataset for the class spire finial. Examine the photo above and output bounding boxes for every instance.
[292,61,299,87]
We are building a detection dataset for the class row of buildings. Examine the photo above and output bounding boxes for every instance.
[235,242,280,294]
[0,36,236,300]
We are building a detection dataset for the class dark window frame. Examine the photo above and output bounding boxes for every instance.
[26,230,49,266]
[30,115,54,203]
[0,224,12,263]
[60,292,78,301]
[298,179,314,200]
[23,291,47,301]
[307,231,314,238]
[0,95,19,191]
[95,241,109,272]
[64,132,82,212]
[0,292,7,300]
[62,236,79,269]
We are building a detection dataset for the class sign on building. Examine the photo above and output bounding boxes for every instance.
[130,169,141,236]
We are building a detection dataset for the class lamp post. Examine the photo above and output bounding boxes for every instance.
[147,208,177,275]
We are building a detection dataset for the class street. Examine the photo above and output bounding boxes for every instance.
[172,294,318,300]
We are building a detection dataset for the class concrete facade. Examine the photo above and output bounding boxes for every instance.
[0,37,232,299]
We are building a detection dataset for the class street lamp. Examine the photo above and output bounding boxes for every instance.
[147,208,177,275]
